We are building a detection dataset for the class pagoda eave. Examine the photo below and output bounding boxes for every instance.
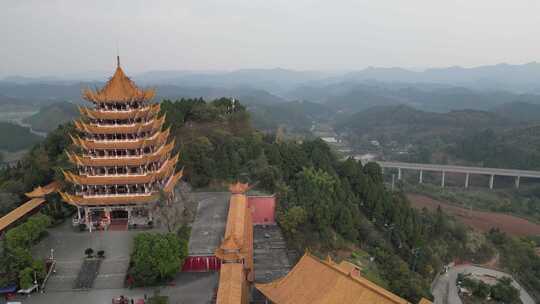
[74,115,165,135]
[63,154,178,186]
[66,140,175,167]
[70,128,170,150]
[79,104,160,120]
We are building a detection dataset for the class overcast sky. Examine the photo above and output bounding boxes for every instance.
[1,0,539,77]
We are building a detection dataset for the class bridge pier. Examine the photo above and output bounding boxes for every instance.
[465,173,470,189]
[441,171,446,188]
[489,174,494,190]
[419,170,423,184]
[515,176,520,189]
[398,168,402,180]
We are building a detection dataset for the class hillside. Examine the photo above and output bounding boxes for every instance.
[0,122,43,152]
[336,104,514,144]
[248,100,334,132]
[492,101,540,122]
[22,101,79,133]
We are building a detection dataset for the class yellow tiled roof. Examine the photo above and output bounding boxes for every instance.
[82,64,155,103]
[256,253,413,304]
[0,198,46,232]
[216,263,248,304]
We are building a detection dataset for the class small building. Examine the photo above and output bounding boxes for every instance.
[248,195,276,225]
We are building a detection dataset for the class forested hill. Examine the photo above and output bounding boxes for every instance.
[0,122,43,152]
[248,100,335,132]
[155,98,499,302]
[22,101,79,133]
[2,98,539,302]
[338,104,512,130]
[337,104,540,170]
[336,104,515,146]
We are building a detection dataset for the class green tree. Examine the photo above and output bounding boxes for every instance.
[279,206,307,236]
[490,277,520,303]
[294,167,337,231]
[131,233,186,286]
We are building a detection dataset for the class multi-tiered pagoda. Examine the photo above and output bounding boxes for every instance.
[60,57,182,231]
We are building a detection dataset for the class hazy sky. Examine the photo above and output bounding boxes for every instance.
[1,0,539,77]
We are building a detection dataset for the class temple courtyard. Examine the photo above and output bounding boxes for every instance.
[16,192,224,303]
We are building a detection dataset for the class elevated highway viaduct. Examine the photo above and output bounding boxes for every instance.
[376,161,540,189]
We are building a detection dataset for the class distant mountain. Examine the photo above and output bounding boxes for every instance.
[248,100,335,131]
[135,68,333,94]
[0,81,289,107]
[337,62,540,92]
[492,101,540,123]
[23,101,79,133]
[338,104,511,131]
[336,104,516,148]
[0,122,43,152]
[289,81,540,113]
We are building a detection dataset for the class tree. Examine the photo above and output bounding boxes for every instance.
[490,277,520,303]
[84,248,94,258]
[130,233,186,286]
[279,206,307,236]
[154,187,195,233]
[18,267,34,289]
[294,167,338,232]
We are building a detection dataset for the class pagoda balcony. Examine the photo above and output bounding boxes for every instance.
[79,192,153,199]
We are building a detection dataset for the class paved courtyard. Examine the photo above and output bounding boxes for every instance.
[20,191,230,303]
[32,221,137,291]
[188,192,230,256]
[22,272,217,304]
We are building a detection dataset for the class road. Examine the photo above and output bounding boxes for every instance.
[432,265,535,304]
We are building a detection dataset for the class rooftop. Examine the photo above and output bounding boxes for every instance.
[256,252,432,304]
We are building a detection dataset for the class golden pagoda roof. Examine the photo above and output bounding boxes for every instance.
[25,181,61,198]
[66,140,175,167]
[60,192,159,206]
[256,252,427,304]
[59,168,183,206]
[63,154,178,186]
[79,103,160,120]
[74,114,166,135]
[216,263,248,304]
[82,61,155,103]
[70,128,170,150]
[0,198,46,232]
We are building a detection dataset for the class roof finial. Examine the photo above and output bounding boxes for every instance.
[116,39,121,68]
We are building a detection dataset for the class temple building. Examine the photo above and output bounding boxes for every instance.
[60,57,182,231]
[256,252,432,304]
[215,182,254,304]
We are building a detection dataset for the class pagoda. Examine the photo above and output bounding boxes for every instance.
[60,57,183,231]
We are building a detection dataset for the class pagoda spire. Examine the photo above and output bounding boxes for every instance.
[117,55,121,68]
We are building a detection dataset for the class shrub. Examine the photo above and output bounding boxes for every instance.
[84,248,94,258]
[130,233,187,286]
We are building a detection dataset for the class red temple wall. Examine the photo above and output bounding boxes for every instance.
[247,195,276,225]
[182,255,221,272]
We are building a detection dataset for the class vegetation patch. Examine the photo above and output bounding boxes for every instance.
[128,232,188,286]
[0,122,43,152]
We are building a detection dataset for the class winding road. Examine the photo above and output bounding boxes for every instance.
[432,265,535,304]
